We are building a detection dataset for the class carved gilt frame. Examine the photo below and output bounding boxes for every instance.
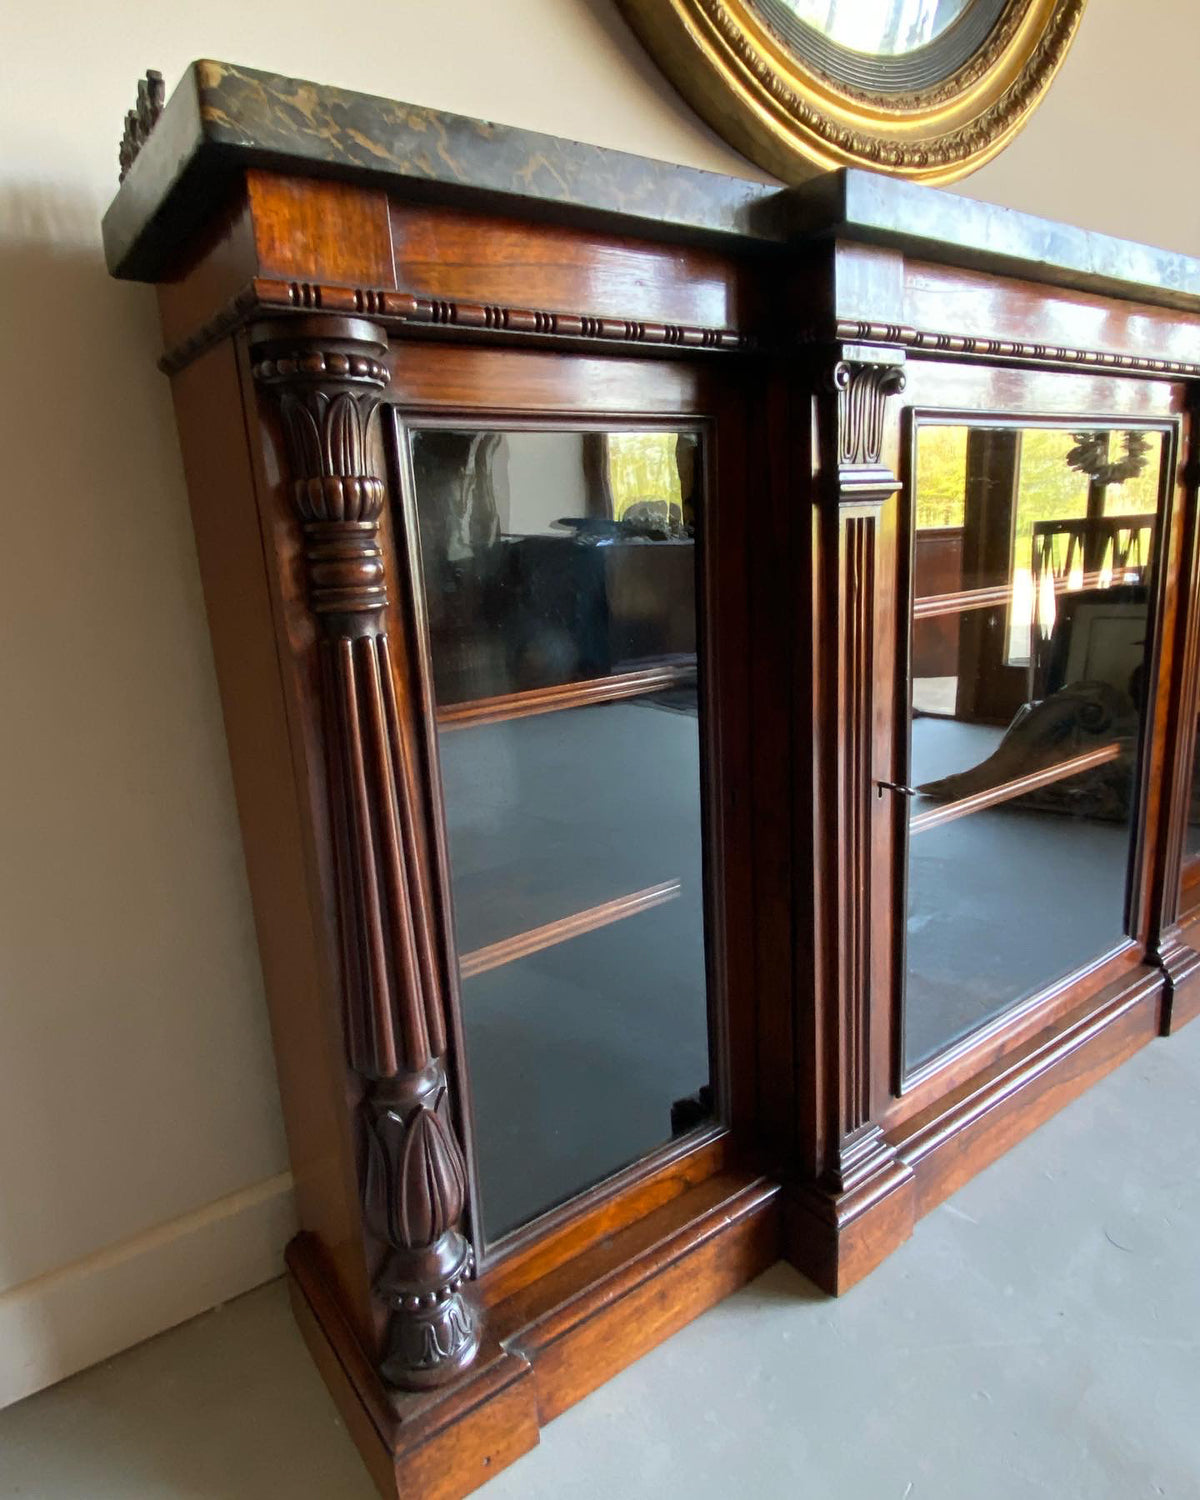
[617,0,1087,183]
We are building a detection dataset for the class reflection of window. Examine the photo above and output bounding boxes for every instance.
[415,429,701,705]
[1009,430,1092,664]
[605,433,687,526]
[1012,432,1159,667]
[911,427,968,717]
[909,423,1163,724]
[780,0,965,55]
[913,426,967,531]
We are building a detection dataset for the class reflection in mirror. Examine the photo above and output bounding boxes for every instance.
[413,430,697,707]
[773,0,971,56]
[410,429,712,1242]
[902,425,1164,1072]
[1188,725,1200,861]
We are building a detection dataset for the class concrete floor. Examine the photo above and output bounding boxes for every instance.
[3,1022,1200,1499]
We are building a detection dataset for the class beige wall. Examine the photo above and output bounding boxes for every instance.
[970,0,1200,252]
[0,0,1195,1406]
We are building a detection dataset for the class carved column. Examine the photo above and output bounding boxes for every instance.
[252,316,480,1389]
[825,355,905,1185]
[798,348,915,1290]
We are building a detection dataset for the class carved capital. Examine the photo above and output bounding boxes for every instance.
[252,317,480,1391]
[823,355,907,503]
[252,318,391,629]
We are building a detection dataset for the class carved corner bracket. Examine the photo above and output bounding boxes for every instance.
[826,354,907,505]
[119,69,165,182]
[251,315,480,1390]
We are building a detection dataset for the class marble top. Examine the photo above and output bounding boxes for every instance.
[103,59,1200,312]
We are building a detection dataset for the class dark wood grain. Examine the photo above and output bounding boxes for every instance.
[1146,401,1200,1027]
[508,1174,779,1423]
[388,200,755,334]
[248,171,396,288]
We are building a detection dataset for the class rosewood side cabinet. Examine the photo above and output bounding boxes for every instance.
[105,61,1200,1500]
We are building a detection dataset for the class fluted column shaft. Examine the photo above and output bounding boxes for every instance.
[817,351,907,1191]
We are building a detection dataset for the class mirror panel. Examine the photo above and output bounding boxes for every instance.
[902,424,1164,1073]
[1180,677,1200,873]
[770,0,972,56]
[410,429,713,1243]
[1187,729,1200,862]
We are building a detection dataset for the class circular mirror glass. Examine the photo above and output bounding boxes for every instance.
[770,0,972,56]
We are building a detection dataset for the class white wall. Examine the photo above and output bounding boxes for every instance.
[0,0,1196,1408]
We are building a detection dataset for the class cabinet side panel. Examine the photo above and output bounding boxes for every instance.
[165,336,372,1331]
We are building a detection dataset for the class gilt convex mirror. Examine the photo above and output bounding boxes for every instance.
[618,0,1087,182]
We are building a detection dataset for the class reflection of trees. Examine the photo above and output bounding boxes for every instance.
[1016,432,1158,574]
[916,428,1160,567]
[914,427,1160,668]
[607,434,683,520]
[883,0,942,55]
[915,426,968,530]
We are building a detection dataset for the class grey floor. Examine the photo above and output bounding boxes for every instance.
[3,1020,1200,1499]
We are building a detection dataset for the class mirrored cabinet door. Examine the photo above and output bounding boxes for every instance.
[1182,693,1200,875]
[406,427,714,1245]
[899,422,1167,1074]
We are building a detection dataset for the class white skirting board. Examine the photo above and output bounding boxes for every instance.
[0,1172,296,1410]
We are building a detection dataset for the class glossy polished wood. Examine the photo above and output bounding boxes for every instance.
[104,66,1200,1500]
